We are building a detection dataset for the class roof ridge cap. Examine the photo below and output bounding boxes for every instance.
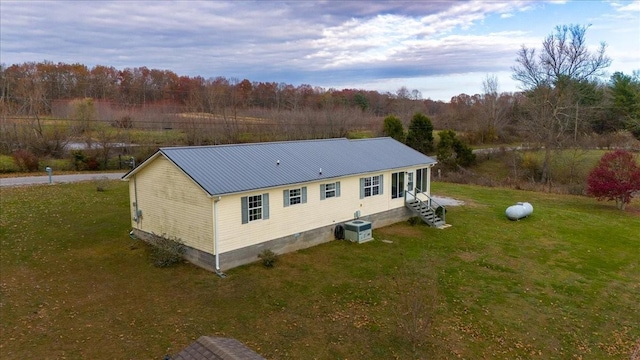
[161,137,349,150]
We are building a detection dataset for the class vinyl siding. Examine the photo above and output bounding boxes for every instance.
[215,167,421,253]
[129,156,214,253]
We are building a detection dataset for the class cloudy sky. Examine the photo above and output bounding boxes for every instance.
[1,0,639,101]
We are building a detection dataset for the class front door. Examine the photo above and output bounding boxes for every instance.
[407,171,414,192]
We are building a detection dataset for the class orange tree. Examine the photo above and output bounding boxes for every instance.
[587,150,640,210]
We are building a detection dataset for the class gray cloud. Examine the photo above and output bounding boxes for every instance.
[1,0,637,100]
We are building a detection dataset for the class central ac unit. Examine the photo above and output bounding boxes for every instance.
[344,220,373,243]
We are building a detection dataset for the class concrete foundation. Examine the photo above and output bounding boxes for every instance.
[132,206,413,273]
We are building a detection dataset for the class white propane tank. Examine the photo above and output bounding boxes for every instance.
[505,202,533,221]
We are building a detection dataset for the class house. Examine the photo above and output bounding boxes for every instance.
[122,137,442,273]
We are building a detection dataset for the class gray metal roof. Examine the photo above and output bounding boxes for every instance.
[136,137,436,196]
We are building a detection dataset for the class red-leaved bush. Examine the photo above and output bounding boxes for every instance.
[586,150,640,210]
[12,149,39,172]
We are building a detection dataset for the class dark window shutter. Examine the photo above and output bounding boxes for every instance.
[320,184,326,200]
[241,196,248,224]
[283,189,289,207]
[263,193,269,219]
[336,182,340,197]
[301,187,307,204]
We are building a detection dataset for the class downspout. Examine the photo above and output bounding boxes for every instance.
[133,174,140,227]
[129,175,140,240]
[213,196,226,278]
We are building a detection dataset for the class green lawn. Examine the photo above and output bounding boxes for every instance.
[1,181,638,359]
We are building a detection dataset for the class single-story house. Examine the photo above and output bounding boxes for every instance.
[122,137,441,273]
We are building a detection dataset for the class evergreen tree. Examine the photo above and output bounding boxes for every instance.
[436,130,476,168]
[382,115,405,142]
[405,112,434,154]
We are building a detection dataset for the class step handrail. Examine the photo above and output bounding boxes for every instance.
[405,187,446,225]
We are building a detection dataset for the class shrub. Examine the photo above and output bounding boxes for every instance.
[258,249,278,268]
[71,150,88,171]
[44,158,75,172]
[521,153,542,181]
[12,149,39,172]
[85,157,100,171]
[407,216,422,226]
[436,130,476,169]
[587,150,640,210]
[112,115,134,129]
[150,235,186,268]
[0,155,19,173]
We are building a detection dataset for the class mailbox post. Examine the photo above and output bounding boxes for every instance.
[45,166,53,184]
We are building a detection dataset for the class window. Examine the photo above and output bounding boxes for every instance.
[320,182,340,200]
[283,187,307,207]
[289,189,301,205]
[360,175,383,199]
[248,195,262,221]
[391,172,405,199]
[241,193,269,224]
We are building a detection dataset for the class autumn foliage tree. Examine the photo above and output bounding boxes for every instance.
[587,150,640,210]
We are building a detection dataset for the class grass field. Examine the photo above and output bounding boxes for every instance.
[471,148,612,184]
[1,180,638,359]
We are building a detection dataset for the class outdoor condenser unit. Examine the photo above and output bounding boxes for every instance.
[344,220,373,244]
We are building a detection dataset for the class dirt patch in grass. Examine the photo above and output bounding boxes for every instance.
[626,206,640,216]
[457,251,481,262]
[375,222,425,239]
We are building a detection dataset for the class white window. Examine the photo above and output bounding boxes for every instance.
[283,187,307,207]
[248,195,262,221]
[320,182,340,200]
[360,175,383,198]
[241,193,269,223]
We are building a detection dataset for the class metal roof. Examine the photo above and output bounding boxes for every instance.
[127,137,436,196]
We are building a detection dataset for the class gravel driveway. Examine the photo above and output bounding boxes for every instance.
[0,173,126,187]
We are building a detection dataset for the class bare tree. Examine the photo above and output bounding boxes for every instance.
[477,75,510,143]
[512,24,611,183]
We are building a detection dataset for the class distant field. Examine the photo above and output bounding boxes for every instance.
[0,181,638,359]
[468,148,620,189]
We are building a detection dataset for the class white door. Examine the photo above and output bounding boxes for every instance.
[405,171,415,200]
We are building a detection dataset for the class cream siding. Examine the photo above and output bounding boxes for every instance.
[215,167,426,253]
[129,157,214,253]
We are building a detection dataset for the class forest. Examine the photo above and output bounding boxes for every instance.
[1,26,639,190]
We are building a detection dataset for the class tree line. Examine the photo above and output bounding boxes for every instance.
[0,24,638,187]
[0,61,426,116]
